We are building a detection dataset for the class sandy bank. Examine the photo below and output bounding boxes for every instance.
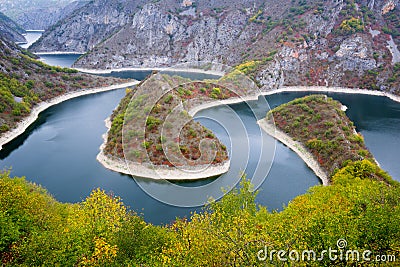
[257,119,330,186]
[75,67,225,77]
[0,81,139,151]
[96,118,230,180]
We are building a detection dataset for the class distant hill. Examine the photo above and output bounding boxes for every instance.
[30,0,146,52]
[0,0,86,30]
[31,0,400,94]
[0,11,26,43]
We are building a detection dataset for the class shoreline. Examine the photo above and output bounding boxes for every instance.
[96,118,230,180]
[189,86,400,117]
[264,86,400,104]
[188,94,262,117]
[257,119,330,186]
[0,81,139,151]
[98,84,399,180]
[75,67,225,77]
[34,51,83,55]
[2,66,397,180]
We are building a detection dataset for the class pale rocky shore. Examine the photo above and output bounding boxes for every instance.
[0,81,139,150]
[34,51,83,55]
[75,67,225,76]
[257,118,330,186]
[3,70,396,181]
[97,84,399,181]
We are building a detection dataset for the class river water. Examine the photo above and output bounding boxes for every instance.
[4,32,399,225]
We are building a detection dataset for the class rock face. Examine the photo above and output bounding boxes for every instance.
[0,12,26,43]
[30,0,400,94]
[74,3,256,68]
[0,0,83,30]
[14,1,87,30]
[30,0,144,53]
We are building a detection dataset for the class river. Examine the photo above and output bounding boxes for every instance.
[5,32,399,225]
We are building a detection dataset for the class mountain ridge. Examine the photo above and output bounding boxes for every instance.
[31,0,400,94]
[30,0,147,52]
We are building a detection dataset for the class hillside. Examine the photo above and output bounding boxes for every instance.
[265,95,383,183]
[30,0,146,52]
[0,37,127,135]
[0,12,26,43]
[73,0,267,68]
[0,0,84,30]
[30,0,400,94]
[103,73,231,177]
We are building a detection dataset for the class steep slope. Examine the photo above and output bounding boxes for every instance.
[74,1,268,68]
[0,37,126,134]
[73,0,400,94]
[30,0,146,53]
[31,0,268,55]
[0,12,26,43]
[28,0,400,94]
[13,0,88,31]
[0,0,82,30]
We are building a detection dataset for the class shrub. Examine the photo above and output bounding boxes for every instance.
[340,17,364,34]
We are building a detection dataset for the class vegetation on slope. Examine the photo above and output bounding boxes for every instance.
[0,160,399,266]
[241,0,400,92]
[267,95,378,180]
[0,38,127,134]
[105,74,230,167]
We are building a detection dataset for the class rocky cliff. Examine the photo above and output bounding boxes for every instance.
[30,0,146,52]
[14,1,87,30]
[0,12,26,43]
[32,0,400,94]
[0,0,83,30]
[74,1,265,68]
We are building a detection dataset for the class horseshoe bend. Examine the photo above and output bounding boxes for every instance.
[96,70,260,180]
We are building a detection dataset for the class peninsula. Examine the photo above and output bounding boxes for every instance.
[97,73,237,180]
[258,94,383,185]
